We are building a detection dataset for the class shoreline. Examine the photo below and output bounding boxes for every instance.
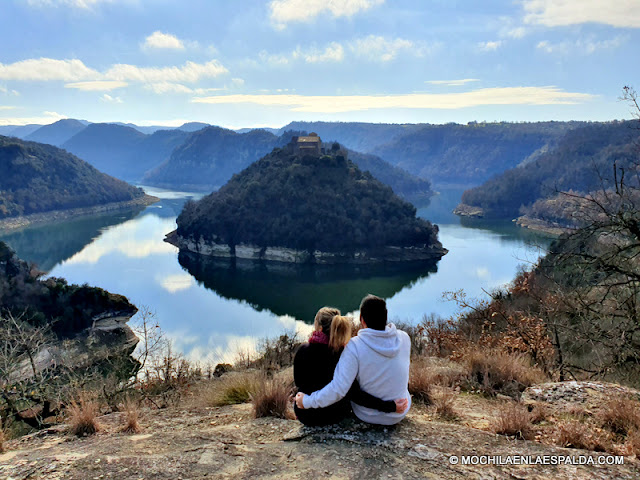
[0,194,159,232]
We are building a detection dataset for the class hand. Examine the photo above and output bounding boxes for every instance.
[295,392,306,409]
[394,398,408,414]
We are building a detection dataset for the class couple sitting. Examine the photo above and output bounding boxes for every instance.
[294,294,411,426]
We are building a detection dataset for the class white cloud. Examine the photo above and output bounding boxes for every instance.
[0,58,99,81]
[506,27,527,39]
[350,35,417,62]
[293,42,345,63]
[478,41,502,51]
[537,35,627,55]
[105,60,228,83]
[0,106,16,110]
[258,50,291,66]
[143,31,185,50]
[270,0,384,28]
[157,273,195,293]
[65,80,128,91]
[230,78,245,87]
[146,82,194,94]
[0,111,66,126]
[27,0,117,8]
[100,93,123,103]
[523,0,640,28]
[426,79,479,86]
[192,86,594,113]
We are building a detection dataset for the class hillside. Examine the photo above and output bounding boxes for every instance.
[374,121,582,185]
[62,124,188,181]
[25,118,87,146]
[172,146,444,263]
[0,135,148,219]
[456,121,640,219]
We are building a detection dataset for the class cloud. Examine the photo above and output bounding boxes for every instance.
[523,0,640,28]
[65,80,128,91]
[0,111,66,126]
[105,60,228,83]
[158,273,195,293]
[478,41,502,51]
[143,31,185,50]
[0,106,16,110]
[537,35,627,55]
[100,93,123,103]
[426,79,479,86]
[350,35,416,61]
[293,42,345,63]
[0,58,99,81]
[26,0,117,8]
[192,86,594,113]
[270,0,384,28]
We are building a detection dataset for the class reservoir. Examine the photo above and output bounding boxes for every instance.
[0,186,551,364]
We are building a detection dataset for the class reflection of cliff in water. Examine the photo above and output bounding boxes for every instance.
[178,251,438,322]
[0,206,146,271]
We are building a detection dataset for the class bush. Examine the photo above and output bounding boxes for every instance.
[0,423,5,453]
[67,394,101,437]
[206,372,261,407]
[408,359,434,404]
[491,402,535,440]
[552,421,612,452]
[597,395,640,436]
[464,348,547,398]
[121,399,141,434]
[432,388,457,420]
[252,378,293,419]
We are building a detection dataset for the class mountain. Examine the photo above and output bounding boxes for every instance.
[6,124,43,139]
[374,121,583,185]
[62,124,188,182]
[170,145,445,263]
[25,118,87,146]
[455,121,640,219]
[0,135,147,219]
[143,126,280,190]
[278,121,424,153]
[179,122,210,132]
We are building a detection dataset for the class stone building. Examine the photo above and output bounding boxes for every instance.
[292,132,322,155]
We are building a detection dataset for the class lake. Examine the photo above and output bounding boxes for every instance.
[0,186,552,364]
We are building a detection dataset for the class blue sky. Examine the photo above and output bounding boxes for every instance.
[1,0,639,128]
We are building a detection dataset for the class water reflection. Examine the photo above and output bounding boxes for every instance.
[178,252,438,322]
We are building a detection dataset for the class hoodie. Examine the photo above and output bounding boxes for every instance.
[302,323,411,425]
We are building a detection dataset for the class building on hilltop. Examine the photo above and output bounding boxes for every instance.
[291,132,323,156]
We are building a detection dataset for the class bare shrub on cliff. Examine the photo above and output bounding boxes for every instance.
[597,394,640,436]
[67,393,101,437]
[432,388,457,420]
[408,359,434,405]
[120,398,141,434]
[491,402,535,440]
[551,420,612,452]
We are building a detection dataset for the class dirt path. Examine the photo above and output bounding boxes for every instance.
[1,402,638,479]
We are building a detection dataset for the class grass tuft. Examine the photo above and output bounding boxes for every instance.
[252,378,293,419]
[67,393,101,437]
[121,399,141,434]
[491,402,535,440]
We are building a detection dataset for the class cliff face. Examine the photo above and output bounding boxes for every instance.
[172,148,446,264]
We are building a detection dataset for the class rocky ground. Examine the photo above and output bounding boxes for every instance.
[2,383,639,480]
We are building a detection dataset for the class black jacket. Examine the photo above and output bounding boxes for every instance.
[293,342,396,426]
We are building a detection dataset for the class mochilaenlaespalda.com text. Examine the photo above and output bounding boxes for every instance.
[448,455,624,466]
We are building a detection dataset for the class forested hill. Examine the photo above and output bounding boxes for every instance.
[143,127,432,202]
[457,121,640,219]
[374,121,583,185]
[175,147,442,255]
[25,119,87,147]
[62,124,189,181]
[0,136,146,219]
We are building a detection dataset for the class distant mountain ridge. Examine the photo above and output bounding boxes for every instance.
[25,119,87,146]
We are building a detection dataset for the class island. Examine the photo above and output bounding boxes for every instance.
[166,135,446,264]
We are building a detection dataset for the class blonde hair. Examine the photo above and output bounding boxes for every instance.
[314,307,340,336]
[329,315,353,352]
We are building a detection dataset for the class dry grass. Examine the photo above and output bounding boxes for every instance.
[464,348,547,398]
[0,424,5,454]
[67,394,101,437]
[491,402,535,440]
[551,421,612,452]
[529,404,549,424]
[624,429,640,456]
[408,360,434,405]
[432,388,457,420]
[120,399,141,434]
[597,394,640,436]
[252,377,294,419]
[204,371,262,407]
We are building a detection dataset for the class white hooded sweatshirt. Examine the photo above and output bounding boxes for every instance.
[302,323,411,425]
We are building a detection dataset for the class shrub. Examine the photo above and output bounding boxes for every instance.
[552,421,612,452]
[0,423,5,454]
[408,359,434,404]
[67,394,101,437]
[491,402,535,440]
[252,378,293,419]
[121,399,141,434]
[206,372,261,407]
[624,429,640,456]
[464,348,546,398]
[597,395,640,436]
[432,388,457,420]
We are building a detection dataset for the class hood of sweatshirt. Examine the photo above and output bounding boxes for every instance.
[356,323,401,358]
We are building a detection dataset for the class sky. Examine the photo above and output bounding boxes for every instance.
[1,0,639,128]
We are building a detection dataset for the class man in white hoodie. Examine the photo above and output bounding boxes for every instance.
[295,294,411,425]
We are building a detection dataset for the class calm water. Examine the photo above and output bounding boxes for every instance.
[0,186,552,364]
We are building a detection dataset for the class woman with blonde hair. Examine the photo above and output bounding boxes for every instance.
[293,307,399,426]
